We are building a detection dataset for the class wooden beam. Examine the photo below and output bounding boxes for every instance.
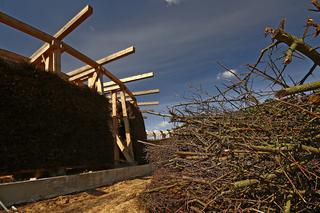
[103,72,155,93]
[52,47,61,73]
[30,5,93,64]
[111,92,121,163]
[95,74,103,95]
[131,89,160,96]
[68,69,95,81]
[141,110,172,118]
[67,46,135,77]
[0,11,53,43]
[88,71,98,89]
[44,55,53,72]
[137,101,160,106]
[120,91,134,159]
[0,48,30,63]
[103,72,154,88]
[106,89,160,99]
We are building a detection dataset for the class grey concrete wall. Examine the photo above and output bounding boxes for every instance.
[0,164,152,207]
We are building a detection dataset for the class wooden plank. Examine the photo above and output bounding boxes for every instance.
[95,74,103,95]
[131,89,159,96]
[0,11,53,43]
[106,89,160,99]
[68,69,95,81]
[88,71,98,89]
[67,46,135,77]
[52,48,61,73]
[30,5,93,64]
[120,91,134,159]
[103,85,121,92]
[111,92,120,163]
[0,48,29,63]
[137,101,160,106]
[44,56,53,72]
[103,72,154,88]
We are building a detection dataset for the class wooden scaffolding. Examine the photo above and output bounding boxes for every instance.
[0,5,160,164]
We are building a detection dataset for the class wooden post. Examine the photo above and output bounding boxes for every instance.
[111,92,120,163]
[52,47,61,73]
[44,55,53,72]
[95,71,103,95]
[120,90,134,159]
[44,41,61,73]
[88,71,98,89]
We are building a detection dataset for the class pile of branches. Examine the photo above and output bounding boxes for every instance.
[141,97,320,212]
[140,1,320,212]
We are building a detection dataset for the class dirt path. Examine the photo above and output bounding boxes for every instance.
[16,177,151,213]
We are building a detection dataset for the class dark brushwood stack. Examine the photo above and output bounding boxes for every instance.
[0,58,115,174]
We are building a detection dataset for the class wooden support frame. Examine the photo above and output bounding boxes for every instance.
[0,8,161,164]
[0,10,137,104]
[111,91,134,163]
[30,5,93,64]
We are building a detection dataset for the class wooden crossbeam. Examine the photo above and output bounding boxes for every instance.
[131,89,160,96]
[67,46,135,79]
[103,72,154,92]
[106,89,160,99]
[137,101,160,106]
[30,5,93,64]
[103,72,154,88]
[68,69,95,81]
[0,48,29,63]
[0,11,52,43]
[0,10,136,103]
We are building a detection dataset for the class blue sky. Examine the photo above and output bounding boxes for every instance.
[0,0,315,131]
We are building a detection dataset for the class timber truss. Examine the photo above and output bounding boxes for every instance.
[0,5,160,164]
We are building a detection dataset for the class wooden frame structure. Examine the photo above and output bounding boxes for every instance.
[0,5,160,164]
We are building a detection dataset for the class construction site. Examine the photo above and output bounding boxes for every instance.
[1,1,320,212]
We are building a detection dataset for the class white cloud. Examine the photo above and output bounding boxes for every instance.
[165,0,184,5]
[217,69,237,80]
[157,121,170,128]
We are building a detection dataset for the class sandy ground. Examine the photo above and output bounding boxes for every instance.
[13,177,151,213]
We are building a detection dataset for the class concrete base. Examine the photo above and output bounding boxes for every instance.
[0,164,152,207]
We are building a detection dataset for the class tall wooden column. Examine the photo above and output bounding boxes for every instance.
[120,90,134,159]
[52,48,61,73]
[111,91,120,163]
